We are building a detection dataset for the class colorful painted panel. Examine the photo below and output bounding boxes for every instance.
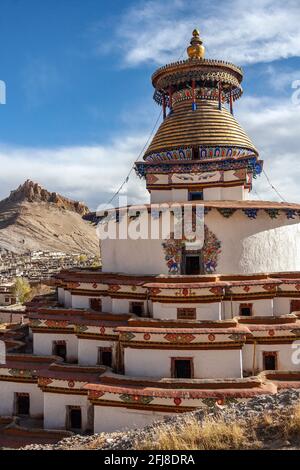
[136,156,260,179]
[162,225,221,274]
[145,148,192,163]
[202,225,222,273]
[162,237,184,274]
[199,146,254,160]
[172,87,224,105]
[170,171,221,184]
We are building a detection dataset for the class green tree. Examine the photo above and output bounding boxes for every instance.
[12,277,32,304]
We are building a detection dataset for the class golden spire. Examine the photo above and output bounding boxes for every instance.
[187,28,205,59]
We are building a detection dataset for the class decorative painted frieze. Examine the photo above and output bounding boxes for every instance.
[284,209,297,220]
[120,332,135,342]
[162,237,184,274]
[135,156,259,178]
[8,369,33,379]
[44,320,69,329]
[164,333,196,343]
[117,328,250,346]
[217,208,236,218]
[145,148,192,163]
[202,397,238,408]
[199,146,254,160]
[242,208,258,219]
[172,87,223,105]
[119,394,154,405]
[75,325,88,334]
[265,209,280,219]
[29,319,42,328]
[38,377,53,387]
[175,288,197,297]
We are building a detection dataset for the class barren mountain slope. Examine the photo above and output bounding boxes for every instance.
[0,180,99,255]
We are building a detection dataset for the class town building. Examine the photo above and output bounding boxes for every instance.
[0,250,99,284]
[0,283,16,306]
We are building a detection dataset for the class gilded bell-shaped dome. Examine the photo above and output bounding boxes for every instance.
[144,99,258,158]
[187,29,205,59]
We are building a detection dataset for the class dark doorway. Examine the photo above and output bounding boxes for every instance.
[172,359,193,378]
[15,393,30,416]
[263,352,277,370]
[130,302,144,316]
[185,255,200,275]
[53,341,67,361]
[239,303,253,316]
[98,348,113,367]
[290,299,300,313]
[68,407,82,430]
[90,298,102,312]
[188,191,203,201]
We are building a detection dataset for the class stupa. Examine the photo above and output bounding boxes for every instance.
[1,30,300,435]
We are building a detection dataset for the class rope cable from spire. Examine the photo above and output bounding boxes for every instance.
[104,108,162,207]
[103,46,187,208]
[262,169,287,203]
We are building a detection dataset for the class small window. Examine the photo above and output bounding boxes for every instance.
[15,393,30,416]
[98,347,112,367]
[290,299,300,313]
[263,352,277,371]
[67,406,82,430]
[171,358,193,378]
[90,298,102,312]
[239,303,253,317]
[188,191,203,201]
[53,341,67,361]
[177,308,196,320]
[4,297,10,303]
[130,301,144,316]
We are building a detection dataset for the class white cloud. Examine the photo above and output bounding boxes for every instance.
[0,93,299,209]
[264,65,300,92]
[235,95,300,202]
[110,0,300,66]
[0,136,149,210]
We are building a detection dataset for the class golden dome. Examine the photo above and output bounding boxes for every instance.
[187,28,205,59]
[144,99,258,157]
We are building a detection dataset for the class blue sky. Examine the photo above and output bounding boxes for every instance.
[0,0,300,208]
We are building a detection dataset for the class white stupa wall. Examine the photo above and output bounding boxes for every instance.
[101,209,300,275]
[43,393,90,430]
[0,382,43,418]
[152,301,222,320]
[94,406,167,433]
[33,333,78,363]
[124,348,243,379]
[78,338,115,366]
[242,343,300,373]
[223,298,274,318]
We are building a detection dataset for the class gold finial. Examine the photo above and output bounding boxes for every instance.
[187,28,205,59]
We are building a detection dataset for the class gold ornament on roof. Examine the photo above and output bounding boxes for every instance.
[187,28,205,59]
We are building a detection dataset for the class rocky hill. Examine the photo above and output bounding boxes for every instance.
[0,180,99,255]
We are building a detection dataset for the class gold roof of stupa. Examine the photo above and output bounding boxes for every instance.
[144,29,257,159]
[144,99,258,157]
